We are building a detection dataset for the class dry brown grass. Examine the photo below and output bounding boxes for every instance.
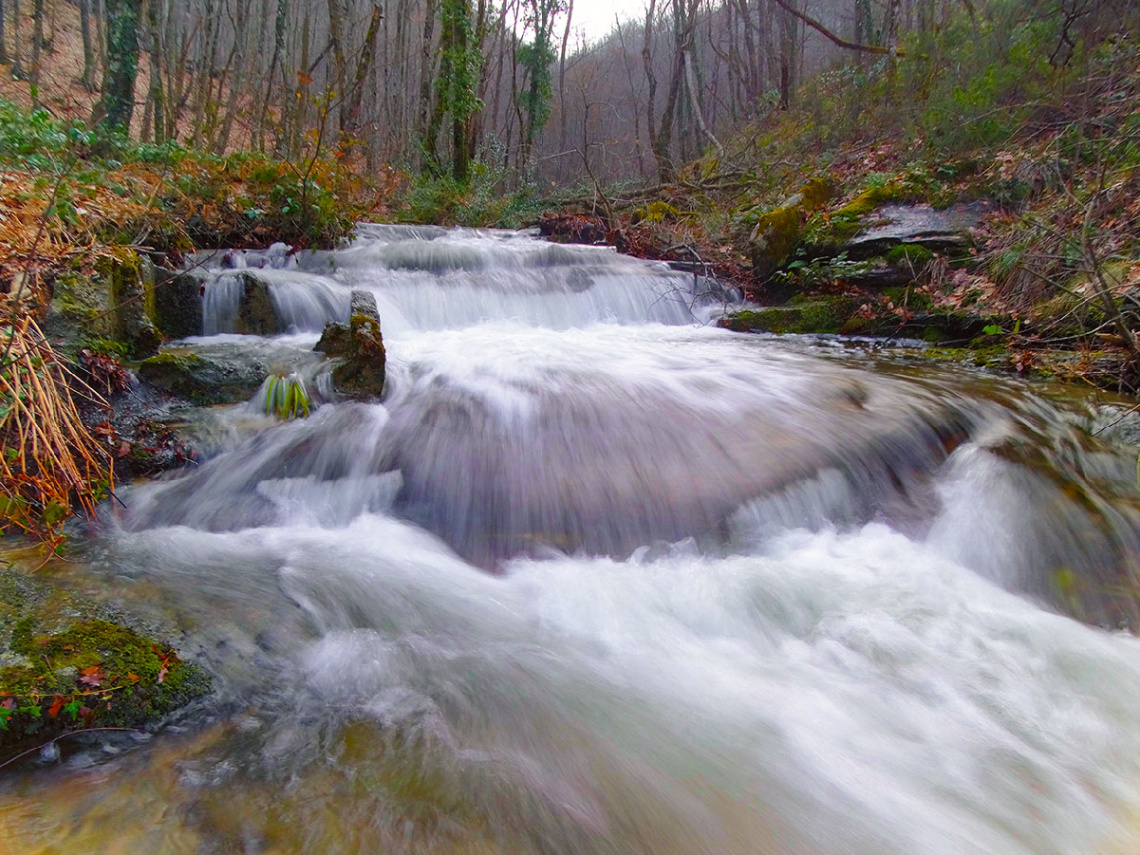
[0,306,112,545]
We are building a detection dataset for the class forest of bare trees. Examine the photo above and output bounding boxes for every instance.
[0,0,1134,188]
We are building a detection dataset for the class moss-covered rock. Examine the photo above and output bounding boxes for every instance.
[327,291,386,400]
[97,250,163,359]
[746,177,835,284]
[719,297,857,334]
[138,347,269,405]
[0,570,210,751]
[233,271,279,336]
[749,205,802,282]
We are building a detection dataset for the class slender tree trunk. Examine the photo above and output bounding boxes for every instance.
[29,0,44,87]
[557,0,573,181]
[217,0,252,153]
[12,0,24,79]
[777,0,796,108]
[260,0,287,153]
[683,47,724,159]
[145,0,165,142]
[79,0,96,89]
[341,2,381,153]
[0,0,8,67]
[417,0,438,169]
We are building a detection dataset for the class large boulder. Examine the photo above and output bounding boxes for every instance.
[233,271,279,336]
[316,290,386,400]
[99,251,162,358]
[845,202,991,260]
[151,267,204,339]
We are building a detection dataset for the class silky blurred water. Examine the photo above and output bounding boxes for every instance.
[4,226,1140,854]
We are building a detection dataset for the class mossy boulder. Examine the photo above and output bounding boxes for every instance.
[323,290,387,400]
[138,347,270,405]
[719,297,857,334]
[747,177,835,286]
[97,250,162,359]
[151,267,204,340]
[0,570,210,752]
[749,205,802,283]
[233,271,280,336]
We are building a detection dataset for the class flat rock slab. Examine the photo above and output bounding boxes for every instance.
[139,339,317,406]
[848,201,992,258]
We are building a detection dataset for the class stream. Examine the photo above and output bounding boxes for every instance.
[5,225,1140,853]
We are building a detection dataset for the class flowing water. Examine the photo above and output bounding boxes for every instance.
[5,226,1140,853]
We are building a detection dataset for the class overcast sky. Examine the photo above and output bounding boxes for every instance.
[563,0,647,45]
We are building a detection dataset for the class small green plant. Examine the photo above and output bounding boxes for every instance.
[263,373,311,420]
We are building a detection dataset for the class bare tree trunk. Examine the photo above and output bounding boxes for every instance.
[0,0,9,67]
[79,0,96,90]
[29,0,44,87]
[12,0,24,79]
[417,0,438,169]
[217,0,252,153]
[683,46,724,159]
[777,0,796,108]
[557,0,573,181]
[326,0,347,129]
[145,0,165,142]
[341,1,381,153]
[259,0,287,153]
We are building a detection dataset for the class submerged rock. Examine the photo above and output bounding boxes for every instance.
[0,570,210,752]
[318,290,386,400]
[719,298,858,335]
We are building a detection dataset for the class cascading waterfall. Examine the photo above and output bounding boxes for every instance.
[5,225,1140,854]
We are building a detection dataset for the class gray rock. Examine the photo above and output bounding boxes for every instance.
[152,267,204,339]
[233,271,279,336]
[324,290,386,400]
[846,202,991,259]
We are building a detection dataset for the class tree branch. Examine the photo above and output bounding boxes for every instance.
[769,0,903,57]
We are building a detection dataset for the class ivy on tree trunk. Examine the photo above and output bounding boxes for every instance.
[96,0,143,133]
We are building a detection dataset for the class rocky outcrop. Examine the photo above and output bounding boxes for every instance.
[844,202,991,260]
[316,290,386,400]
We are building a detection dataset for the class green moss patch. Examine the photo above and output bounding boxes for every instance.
[720,298,857,335]
[0,570,210,752]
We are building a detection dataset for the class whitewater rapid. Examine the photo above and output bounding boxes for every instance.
[4,225,1140,854]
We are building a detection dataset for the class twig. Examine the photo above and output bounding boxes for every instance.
[0,727,144,771]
